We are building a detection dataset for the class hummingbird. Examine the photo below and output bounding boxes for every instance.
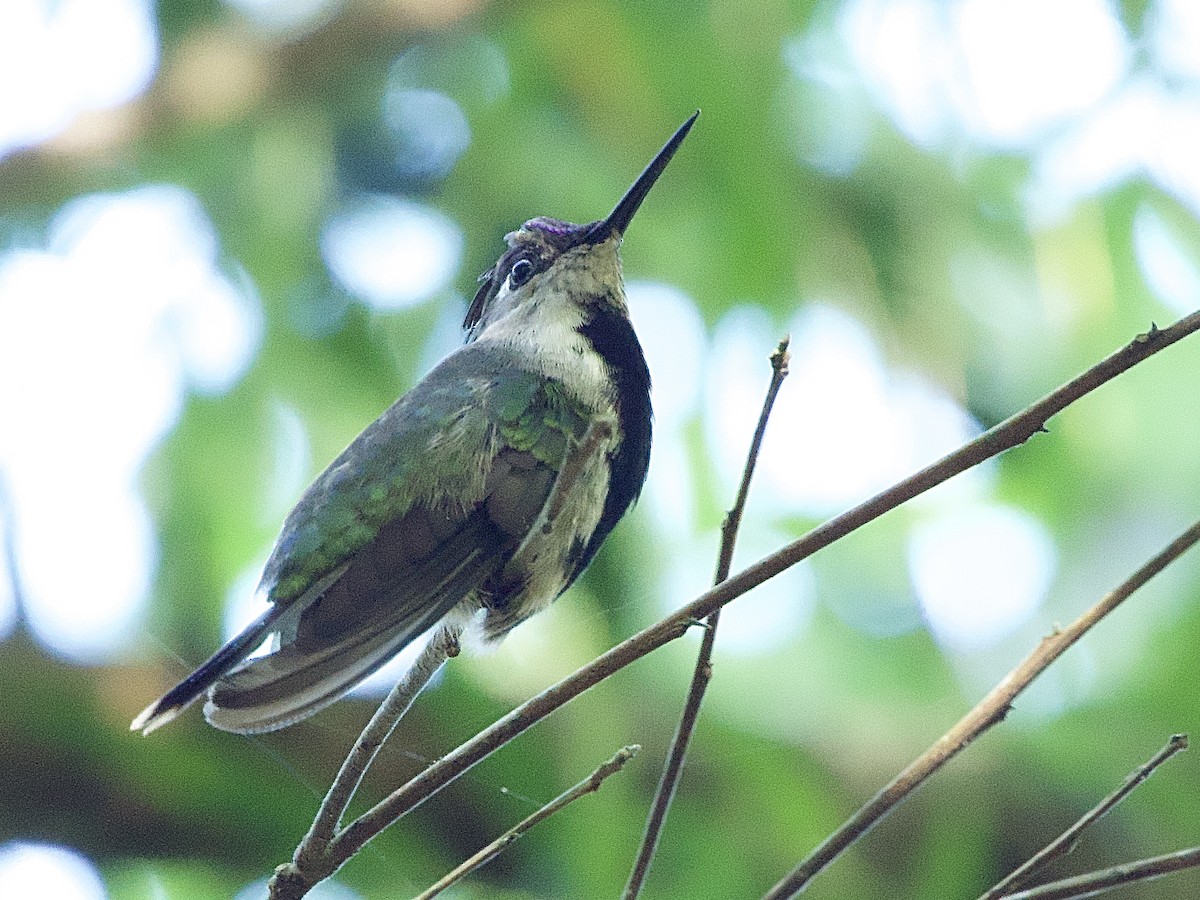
[132,112,698,735]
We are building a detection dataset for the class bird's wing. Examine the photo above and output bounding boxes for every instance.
[202,350,586,733]
[133,345,588,735]
[203,503,514,733]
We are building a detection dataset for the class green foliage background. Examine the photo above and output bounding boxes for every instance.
[3,1,1200,898]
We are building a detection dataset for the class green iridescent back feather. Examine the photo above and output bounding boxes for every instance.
[263,343,592,604]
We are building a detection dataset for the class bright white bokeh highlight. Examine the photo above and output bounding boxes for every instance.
[1027,76,1200,223]
[223,560,272,657]
[629,281,708,535]
[321,196,463,311]
[705,303,983,518]
[1149,0,1200,82]
[908,504,1057,651]
[628,281,707,429]
[0,186,261,662]
[0,843,106,900]
[835,0,1127,150]
[953,0,1127,147]
[0,504,16,643]
[835,0,960,149]
[643,428,696,540]
[0,0,157,159]
[795,0,1200,222]
[1023,80,1155,221]
[1133,204,1200,316]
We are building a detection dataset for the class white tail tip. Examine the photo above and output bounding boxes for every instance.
[130,701,183,736]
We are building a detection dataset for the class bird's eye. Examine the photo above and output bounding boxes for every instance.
[509,259,535,288]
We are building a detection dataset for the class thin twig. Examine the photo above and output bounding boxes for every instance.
[982,734,1189,899]
[624,337,790,899]
[414,745,640,900]
[1000,846,1200,900]
[284,312,1200,893]
[762,520,1200,899]
[268,625,462,900]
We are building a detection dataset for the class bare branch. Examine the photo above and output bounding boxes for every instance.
[1000,846,1200,900]
[624,336,790,899]
[982,734,1189,899]
[277,311,1198,889]
[327,315,1200,871]
[414,745,639,900]
[762,521,1200,899]
[268,625,463,900]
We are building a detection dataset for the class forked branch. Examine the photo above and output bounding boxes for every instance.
[269,625,462,899]
[763,521,1200,898]
[982,734,1188,899]
[1002,846,1200,900]
[274,310,1200,895]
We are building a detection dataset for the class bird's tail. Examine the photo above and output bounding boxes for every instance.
[130,603,289,735]
[201,607,448,734]
[202,511,507,734]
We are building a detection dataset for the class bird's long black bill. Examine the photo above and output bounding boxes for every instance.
[587,110,699,243]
